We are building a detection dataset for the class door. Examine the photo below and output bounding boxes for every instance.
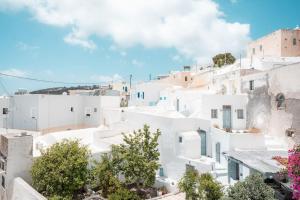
[176,98,180,111]
[216,142,221,163]
[199,130,207,156]
[223,105,232,129]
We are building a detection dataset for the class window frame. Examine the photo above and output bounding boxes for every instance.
[237,109,244,119]
[211,109,218,119]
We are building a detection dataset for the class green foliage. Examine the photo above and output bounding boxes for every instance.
[178,170,223,200]
[226,173,275,200]
[31,139,90,198]
[48,195,72,200]
[90,153,121,197]
[178,169,199,199]
[212,53,236,67]
[108,187,141,200]
[112,124,161,189]
[198,173,223,200]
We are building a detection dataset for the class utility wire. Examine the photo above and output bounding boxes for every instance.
[0,72,106,85]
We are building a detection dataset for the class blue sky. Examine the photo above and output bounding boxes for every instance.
[0,0,299,93]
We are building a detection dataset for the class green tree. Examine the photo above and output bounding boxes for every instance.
[108,187,141,200]
[212,53,236,67]
[31,140,90,199]
[90,153,121,197]
[178,169,200,200]
[198,173,223,200]
[179,170,223,200]
[226,173,275,200]
[112,124,161,190]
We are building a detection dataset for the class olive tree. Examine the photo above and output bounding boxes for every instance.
[31,140,90,199]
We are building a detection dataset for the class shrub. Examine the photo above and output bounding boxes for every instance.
[226,173,275,200]
[178,170,223,200]
[31,140,90,198]
[288,145,300,199]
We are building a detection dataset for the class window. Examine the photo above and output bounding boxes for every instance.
[211,109,218,119]
[94,108,97,112]
[179,136,182,143]
[2,108,8,115]
[237,109,244,119]
[184,76,188,81]
[249,80,254,90]
[164,97,166,100]
[259,45,263,51]
[70,107,74,112]
[142,92,145,99]
[160,97,162,100]
[159,167,164,177]
[276,93,285,109]
[293,38,297,46]
[252,48,255,54]
[137,92,140,98]
[1,176,5,188]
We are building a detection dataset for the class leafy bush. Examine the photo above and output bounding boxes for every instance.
[226,173,275,200]
[31,140,90,198]
[178,170,223,200]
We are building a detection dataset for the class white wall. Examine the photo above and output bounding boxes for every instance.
[210,127,266,167]
[11,178,46,200]
[200,94,248,130]
[0,97,9,128]
[2,95,120,132]
[130,81,171,106]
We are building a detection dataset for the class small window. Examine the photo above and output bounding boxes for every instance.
[237,109,244,119]
[179,136,182,143]
[184,76,188,82]
[70,107,74,112]
[142,92,145,99]
[293,38,297,46]
[159,167,164,177]
[276,93,285,109]
[137,92,140,98]
[164,97,166,100]
[259,45,262,51]
[211,109,218,119]
[160,97,162,100]
[249,80,254,90]
[2,108,8,115]
[252,48,255,54]
[94,108,97,112]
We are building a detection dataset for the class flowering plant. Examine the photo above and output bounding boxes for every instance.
[288,145,300,199]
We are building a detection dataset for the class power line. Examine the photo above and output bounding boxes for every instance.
[0,72,106,85]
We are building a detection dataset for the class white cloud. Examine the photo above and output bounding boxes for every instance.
[90,73,123,82]
[1,0,250,62]
[0,68,28,77]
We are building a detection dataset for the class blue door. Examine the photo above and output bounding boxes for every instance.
[199,130,207,156]
[223,105,232,129]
